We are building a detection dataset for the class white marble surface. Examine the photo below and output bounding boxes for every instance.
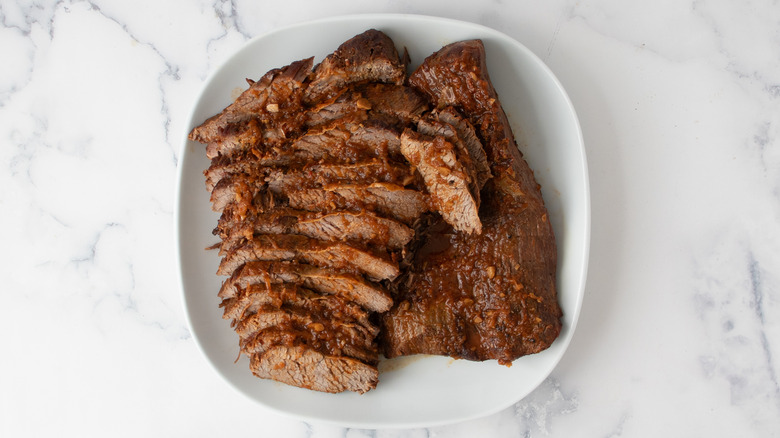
[1,0,779,436]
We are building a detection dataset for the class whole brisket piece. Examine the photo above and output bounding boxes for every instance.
[381,40,561,364]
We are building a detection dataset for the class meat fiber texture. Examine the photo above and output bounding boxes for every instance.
[187,29,559,394]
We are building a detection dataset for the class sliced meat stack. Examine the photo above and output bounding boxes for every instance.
[189,29,487,394]
[188,29,561,394]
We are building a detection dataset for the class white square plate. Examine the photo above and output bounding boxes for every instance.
[175,14,589,428]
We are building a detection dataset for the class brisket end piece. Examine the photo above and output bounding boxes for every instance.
[382,40,561,365]
[304,29,406,104]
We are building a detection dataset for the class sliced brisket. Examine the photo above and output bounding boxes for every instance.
[217,234,399,281]
[266,160,418,194]
[221,282,377,336]
[289,115,403,162]
[306,83,429,127]
[249,345,378,394]
[304,29,406,104]
[190,58,312,147]
[400,129,482,234]
[234,305,377,354]
[285,182,430,224]
[216,207,414,252]
[242,326,379,365]
[217,261,393,312]
[435,107,492,190]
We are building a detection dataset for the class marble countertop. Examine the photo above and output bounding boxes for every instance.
[2,1,778,436]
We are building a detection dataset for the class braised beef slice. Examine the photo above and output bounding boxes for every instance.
[304,29,406,104]
[204,150,265,192]
[222,282,377,336]
[243,326,378,365]
[217,261,393,313]
[216,206,414,252]
[306,83,429,127]
[217,234,399,281]
[435,107,492,190]
[400,129,482,235]
[235,304,377,357]
[249,345,378,394]
[209,172,263,213]
[202,118,264,161]
[416,108,492,205]
[266,159,419,194]
[289,114,403,162]
[381,39,560,364]
[285,182,430,225]
[416,116,480,206]
[190,58,313,153]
